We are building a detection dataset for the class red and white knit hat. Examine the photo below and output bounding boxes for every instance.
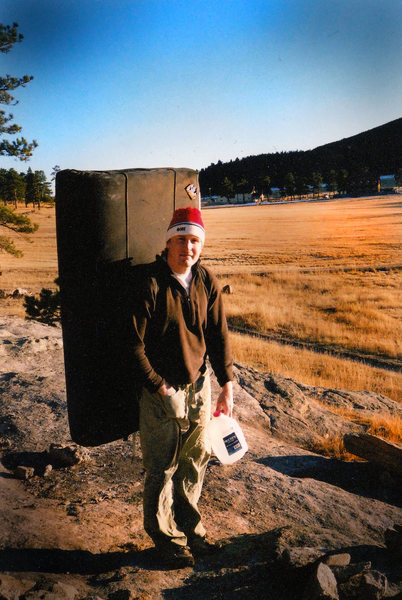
[166,207,205,244]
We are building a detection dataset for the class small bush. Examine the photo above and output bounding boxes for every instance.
[24,279,61,326]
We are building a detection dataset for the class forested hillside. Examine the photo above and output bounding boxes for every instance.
[199,117,402,198]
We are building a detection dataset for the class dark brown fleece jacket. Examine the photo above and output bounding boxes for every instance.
[131,255,233,392]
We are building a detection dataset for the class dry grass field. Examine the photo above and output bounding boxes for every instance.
[202,195,402,402]
[0,204,58,296]
[202,196,401,273]
[0,195,401,403]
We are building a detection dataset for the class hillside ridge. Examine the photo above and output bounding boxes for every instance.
[200,117,402,195]
[314,117,402,153]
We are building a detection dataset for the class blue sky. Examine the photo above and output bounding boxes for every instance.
[1,0,401,183]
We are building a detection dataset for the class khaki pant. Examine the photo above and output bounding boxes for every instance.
[138,371,211,548]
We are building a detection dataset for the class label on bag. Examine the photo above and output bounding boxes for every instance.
[223,432,242,455]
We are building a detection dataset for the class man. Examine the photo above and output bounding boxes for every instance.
[131,206,233,567]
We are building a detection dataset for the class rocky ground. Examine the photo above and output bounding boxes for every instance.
[0,315,401,599]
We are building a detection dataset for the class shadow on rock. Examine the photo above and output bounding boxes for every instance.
[1,450,50,476]
[164,529,303,600]
[339,544,402,583]
[256,454,401,506]
[165,566,294,600]
[0,548,122,575]
[0,547,173,575]
[0,530,285,572]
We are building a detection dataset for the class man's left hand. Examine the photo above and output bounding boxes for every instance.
[215,381,233,416]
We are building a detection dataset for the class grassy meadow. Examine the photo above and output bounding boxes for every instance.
[0,204,58,296]
[202,196,401,403]
[0,195,401,406]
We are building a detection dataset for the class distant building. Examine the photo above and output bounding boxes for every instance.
[233,192,253,204]
[202,192,256,205]
[201,195,228,206]
[269,188,282,199]
[379,174,397,193]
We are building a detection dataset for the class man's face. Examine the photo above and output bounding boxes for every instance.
[166,234,203,274]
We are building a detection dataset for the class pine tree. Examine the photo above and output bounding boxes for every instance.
[312,172,323,198]
[284,172,296,200]
[221,177,234,203]
[0,23,37,160]
[0,24,38,255]
[236,177,248,202]
[0,203,38,256]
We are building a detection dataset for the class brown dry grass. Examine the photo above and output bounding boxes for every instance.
[0,204,58,289]
[307,402,402,460]
[307,436,360,461]
[230,332,402,402]
[202,195,401,402]
[202,196,402,273]
[311,403,402,444]
[223,269,401,358]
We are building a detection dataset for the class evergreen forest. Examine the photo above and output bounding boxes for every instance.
[199,117,402,201]
[0,167,52,208]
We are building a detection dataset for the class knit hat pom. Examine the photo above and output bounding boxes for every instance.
[166,207,205,244]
